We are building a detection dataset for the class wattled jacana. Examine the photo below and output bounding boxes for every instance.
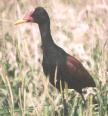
[15,7,96,104]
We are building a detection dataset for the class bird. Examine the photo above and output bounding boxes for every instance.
[15,7,96,104]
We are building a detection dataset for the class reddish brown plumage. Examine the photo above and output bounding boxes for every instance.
[66,55,95,92]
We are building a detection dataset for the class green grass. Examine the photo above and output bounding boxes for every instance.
[0,0,108,116]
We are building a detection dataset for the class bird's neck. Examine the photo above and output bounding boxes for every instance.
[39,22,54,49]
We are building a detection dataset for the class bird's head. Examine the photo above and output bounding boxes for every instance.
[15,7,50,25]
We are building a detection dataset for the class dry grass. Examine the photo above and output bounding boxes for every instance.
[0,0,108,115]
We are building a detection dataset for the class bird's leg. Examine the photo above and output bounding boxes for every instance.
[62,91,68,116]
[54,110,58,116]
[80,93,87,108]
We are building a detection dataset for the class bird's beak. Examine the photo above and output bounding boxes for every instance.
[14,10,34,25]
[14,19,27,25]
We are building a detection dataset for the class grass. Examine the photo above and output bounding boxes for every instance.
[0,0,108,116]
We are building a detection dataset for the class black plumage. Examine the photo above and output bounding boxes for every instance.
[15,7,96,103]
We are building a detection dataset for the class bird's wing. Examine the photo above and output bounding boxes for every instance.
[66,55,85,74]
[66,55,95,87]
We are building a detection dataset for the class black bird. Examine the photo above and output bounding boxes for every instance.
[15,7,96,104]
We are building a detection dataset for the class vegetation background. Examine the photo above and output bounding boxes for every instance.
[0,0,108,115]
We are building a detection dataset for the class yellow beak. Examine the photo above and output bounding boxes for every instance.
[14,19,28,25]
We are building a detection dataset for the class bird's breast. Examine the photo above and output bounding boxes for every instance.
[42,54,56,75]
